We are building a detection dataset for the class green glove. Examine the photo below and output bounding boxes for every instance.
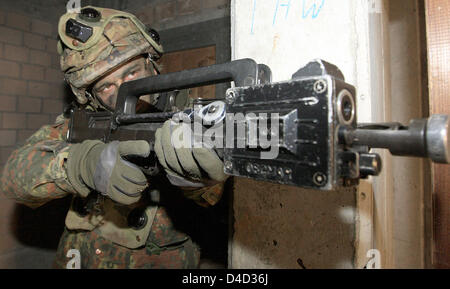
[67,140,150,205]
[154,120,227,187]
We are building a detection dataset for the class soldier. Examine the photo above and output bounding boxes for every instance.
[0,6,227,269]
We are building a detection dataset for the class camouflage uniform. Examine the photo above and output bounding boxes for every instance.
[0,7,225,269]
[1,112,224,268]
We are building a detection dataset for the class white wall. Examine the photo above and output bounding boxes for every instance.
[230,0,374,269]
[232,0,373,120]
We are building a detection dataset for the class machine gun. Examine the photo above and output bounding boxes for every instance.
[67,59,449,191]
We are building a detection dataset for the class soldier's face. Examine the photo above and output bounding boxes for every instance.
[92,55,155,110]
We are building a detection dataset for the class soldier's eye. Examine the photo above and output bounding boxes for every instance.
[124,70,139,81]
[101,84,115,93]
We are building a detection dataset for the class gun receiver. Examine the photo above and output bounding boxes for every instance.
[67,59,449,191]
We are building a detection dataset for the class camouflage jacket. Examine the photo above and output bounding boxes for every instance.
[0,115,224,268]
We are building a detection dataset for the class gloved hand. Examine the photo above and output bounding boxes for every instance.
[67,140,150,205]
[154,120,227,187]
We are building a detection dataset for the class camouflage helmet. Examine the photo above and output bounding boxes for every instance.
[57,6,163,105]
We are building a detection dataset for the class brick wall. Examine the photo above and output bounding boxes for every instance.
[0,8,67,268]
[0,0,231,166]
[0,0,232,171]
[0,10,65,167]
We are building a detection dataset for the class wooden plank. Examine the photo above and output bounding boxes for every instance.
[355,180,374,268]
[424,0,450,269]
[160,46,216,99]
[369,0,395,269]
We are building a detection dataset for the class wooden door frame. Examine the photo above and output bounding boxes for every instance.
[159,17,231,100]
[424,0,450,269]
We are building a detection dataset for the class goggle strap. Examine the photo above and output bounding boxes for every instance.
[148,58,161,75]
[85,90,108,111]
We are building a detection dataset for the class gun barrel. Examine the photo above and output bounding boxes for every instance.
[341,115,449,164]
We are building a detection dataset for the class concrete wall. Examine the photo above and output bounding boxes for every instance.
[231,180,356,269]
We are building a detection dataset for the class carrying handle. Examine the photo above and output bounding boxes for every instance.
[115,58,272,115]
